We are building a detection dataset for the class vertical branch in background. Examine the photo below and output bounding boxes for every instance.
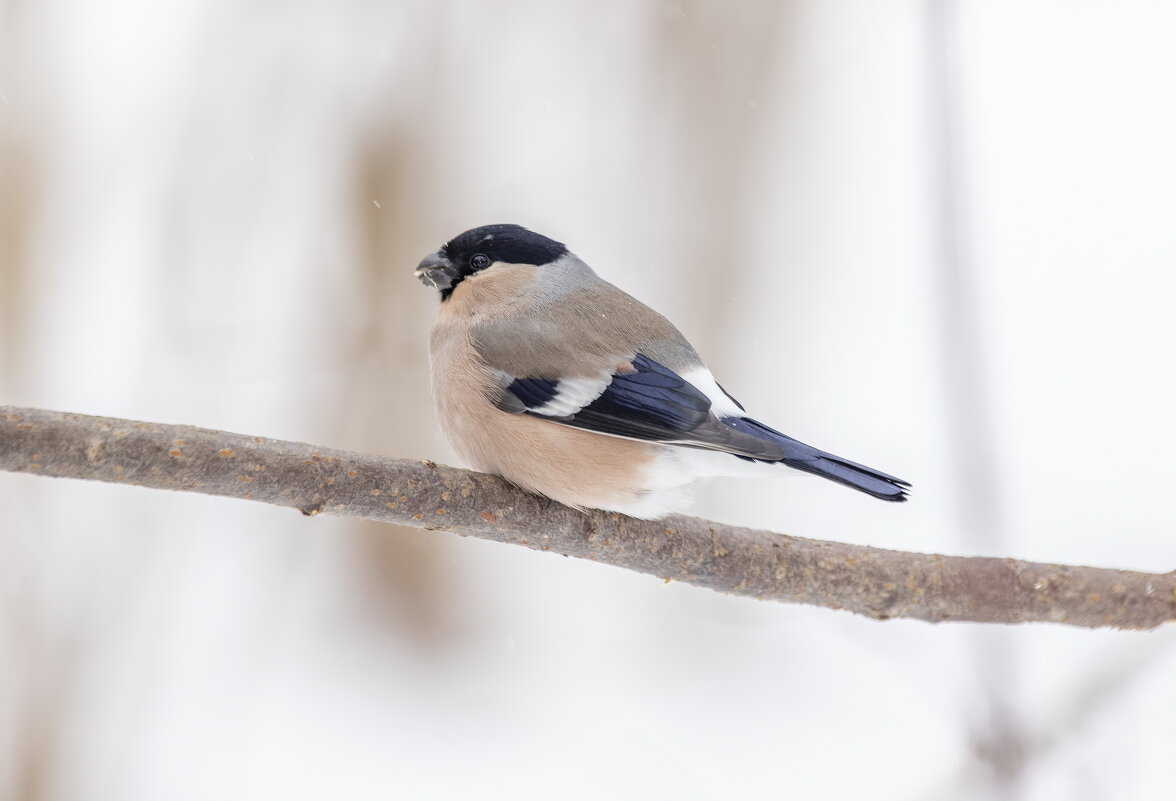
[345,13,462,640]
[0,7,112,801]
[0,3,62,798]
[0,0,33,390]
[926,1,1024,797]
[646,2,790,342]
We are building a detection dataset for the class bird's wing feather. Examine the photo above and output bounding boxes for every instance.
[467,277,784,457]
[489,353,786,459]
[470,277,702,378]
[468,278,910,500]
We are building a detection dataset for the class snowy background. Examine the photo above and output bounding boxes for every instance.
[2,1,1175,799]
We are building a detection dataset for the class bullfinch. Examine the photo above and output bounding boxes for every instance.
[416,224,909,520]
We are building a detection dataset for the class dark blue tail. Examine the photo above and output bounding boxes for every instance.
[722,417,910,502]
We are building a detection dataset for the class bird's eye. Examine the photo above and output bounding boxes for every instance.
[470,253,491,270]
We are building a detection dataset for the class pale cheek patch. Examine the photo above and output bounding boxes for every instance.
[532,375,610,417]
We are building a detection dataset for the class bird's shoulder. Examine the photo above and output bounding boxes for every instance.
[470,274,700,379]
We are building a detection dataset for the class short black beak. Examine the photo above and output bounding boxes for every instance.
[415,251,461,292]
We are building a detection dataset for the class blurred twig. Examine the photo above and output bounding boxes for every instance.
[927,0,1026,792]
[2,406,1173,630]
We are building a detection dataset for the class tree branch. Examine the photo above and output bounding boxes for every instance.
[1,406,1172,629]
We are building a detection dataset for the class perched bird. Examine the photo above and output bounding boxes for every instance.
[415,224,909,519]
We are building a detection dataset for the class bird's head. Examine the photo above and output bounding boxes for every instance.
[415,224,567,301]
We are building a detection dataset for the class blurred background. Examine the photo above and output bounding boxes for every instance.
[2,1,1175,798]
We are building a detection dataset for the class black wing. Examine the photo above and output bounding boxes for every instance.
[492,354,911,501]
[492,354,785,459]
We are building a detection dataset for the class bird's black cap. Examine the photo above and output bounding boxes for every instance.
[416,224,568,300]
[441,224,567,269]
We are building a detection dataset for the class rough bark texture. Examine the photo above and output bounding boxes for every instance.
[2,406,1173,629]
